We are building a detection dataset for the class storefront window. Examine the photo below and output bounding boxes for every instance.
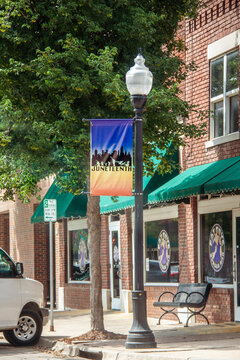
[70,229,90,281]
[145,219,179,283]
[201,211,232,284]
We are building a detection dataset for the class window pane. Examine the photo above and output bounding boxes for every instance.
[211,57,223,97]
[0,249,15,277]
[227,50,239,92]
[70,229,90,281]
[229,95,239,133]
[145,219,178,283]
[201,211,232,284]
[214,101,223,137]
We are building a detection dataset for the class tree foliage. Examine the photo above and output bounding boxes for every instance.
[0,0,204,200]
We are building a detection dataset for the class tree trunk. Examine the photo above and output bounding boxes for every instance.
[87,193,104,331]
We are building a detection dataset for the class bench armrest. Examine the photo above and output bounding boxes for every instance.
[157,291,174,302]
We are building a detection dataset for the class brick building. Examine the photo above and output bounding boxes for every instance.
[145,0,240,323]
[1,0,240,325]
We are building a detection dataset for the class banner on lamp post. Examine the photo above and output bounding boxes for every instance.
[90,119,133,196]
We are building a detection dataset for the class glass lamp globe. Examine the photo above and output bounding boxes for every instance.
[126,53,153,96]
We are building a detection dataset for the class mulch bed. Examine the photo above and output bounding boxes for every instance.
[60,330,127,344]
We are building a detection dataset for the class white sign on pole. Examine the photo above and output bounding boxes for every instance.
[44,199,57,222]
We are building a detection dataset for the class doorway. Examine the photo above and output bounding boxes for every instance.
[109,221,121,310]
[233,211,240,321]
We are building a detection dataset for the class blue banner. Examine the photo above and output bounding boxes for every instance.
[90,119,133,196]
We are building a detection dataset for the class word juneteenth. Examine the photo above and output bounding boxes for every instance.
[91,166,132,172]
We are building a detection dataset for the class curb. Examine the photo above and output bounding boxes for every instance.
[40,322,240,360]
[53,341,102,358]
[52,341,190,360]
[42,338,224,360]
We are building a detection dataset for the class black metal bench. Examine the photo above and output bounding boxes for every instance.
[153,283,212,327]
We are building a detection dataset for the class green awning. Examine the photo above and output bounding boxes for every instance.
[32,169,176,222]
[32,149,179,220]
[148,156,240,204]
[100,176,149,214]
[100,151,179,214]
[31,179,87,223]
[204,159,240,194]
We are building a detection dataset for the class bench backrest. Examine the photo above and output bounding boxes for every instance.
[174,283,212,305]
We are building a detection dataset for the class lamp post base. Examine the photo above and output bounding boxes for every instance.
[125,291,156,349]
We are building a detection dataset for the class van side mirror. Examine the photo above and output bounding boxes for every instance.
[16,262,23,275]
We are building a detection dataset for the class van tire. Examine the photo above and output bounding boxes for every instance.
[3,310,43,346]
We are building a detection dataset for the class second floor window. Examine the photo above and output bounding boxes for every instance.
[210,49,239,139]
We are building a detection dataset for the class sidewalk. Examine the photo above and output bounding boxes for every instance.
[41,310,240,360]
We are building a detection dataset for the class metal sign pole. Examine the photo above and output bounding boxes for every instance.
[44,198,57,332]
[49,219,54,332]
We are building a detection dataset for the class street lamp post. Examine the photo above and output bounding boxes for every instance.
[125,52,156,349]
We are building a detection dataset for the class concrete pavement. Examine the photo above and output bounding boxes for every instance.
[40,310,240,359]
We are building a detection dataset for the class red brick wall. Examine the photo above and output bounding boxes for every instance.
[34,217,49,305]
[205,288,234,323]
[144,0,238,325]
[145,196,234,324]
[146,285,233,324]
[6,177,53,281]
[0,213,9,253]
[64,283,90,309]
[146,285,178,321]
[182,0,240,168]
[178,198,198,283]
[55,220,67,289]
[100,215,110,290]
[146,199,201,322]
[54,218,91,310]
[120,209,133,291]
[63,212,133,310]
[10,200,35,278]
[182,0,238,322]
[55,220,67,308]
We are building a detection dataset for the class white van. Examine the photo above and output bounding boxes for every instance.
[0,247,49,346]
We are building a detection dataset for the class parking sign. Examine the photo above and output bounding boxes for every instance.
[44,199,57,222]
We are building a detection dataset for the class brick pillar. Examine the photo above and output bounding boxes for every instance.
[10,201,35,278]
[0,213,9,253]
[120,209,133,312]
[100,215,110,289]
[55,219,67,310]
[34,220,49,306]
[100,215,111,309]
[120,209,133,290]
[178,197,198,283]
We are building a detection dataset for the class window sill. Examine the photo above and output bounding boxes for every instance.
[67,280,90,284]
[205,132,240,149]
[144,282,179,287]
[212,283,233,288]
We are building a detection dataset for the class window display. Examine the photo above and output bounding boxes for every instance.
[70,229,90,281]
[145,219,179,283]
[201,211,232,284]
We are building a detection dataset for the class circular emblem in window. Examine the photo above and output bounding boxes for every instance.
[157,230,171,273]
[209,224,225,272]
[113,244,119,263]
[78,237,88,272]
